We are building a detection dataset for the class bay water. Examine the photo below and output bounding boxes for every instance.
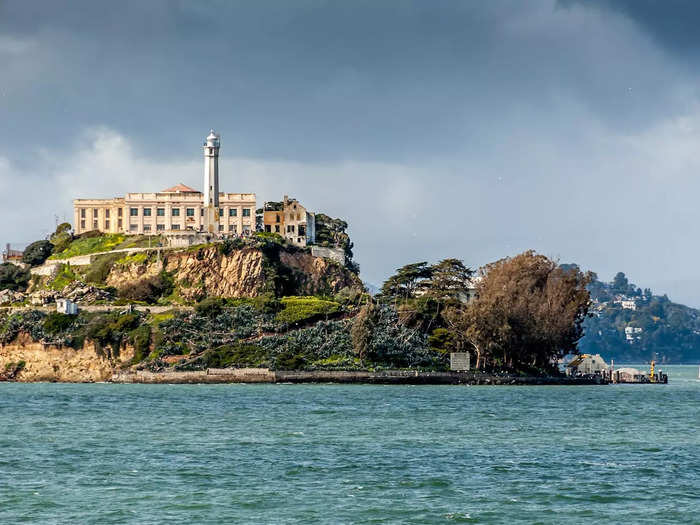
[1,365,699,524]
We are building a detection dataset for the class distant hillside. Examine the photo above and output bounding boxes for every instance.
[574,269,700,363]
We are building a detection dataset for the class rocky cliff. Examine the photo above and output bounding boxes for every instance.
[105,245,361,301]
[0,333,133,382]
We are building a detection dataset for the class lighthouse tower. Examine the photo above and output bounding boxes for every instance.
[203,130,220,234]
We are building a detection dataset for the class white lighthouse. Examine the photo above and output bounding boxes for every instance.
[203,129,220,234]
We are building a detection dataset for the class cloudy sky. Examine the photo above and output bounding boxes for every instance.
[2,0,700,304]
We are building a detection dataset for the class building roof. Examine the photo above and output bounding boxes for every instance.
[161,183,199,194]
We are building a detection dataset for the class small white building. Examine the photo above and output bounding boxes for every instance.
[621,299,637,310]
[56,298,78,315]
[566,353,608,376]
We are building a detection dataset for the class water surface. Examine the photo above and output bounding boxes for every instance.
[1,365,699,523]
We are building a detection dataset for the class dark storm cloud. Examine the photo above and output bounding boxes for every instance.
[2,1,700,305]
[0,0,688,163]
[560,0,700,57]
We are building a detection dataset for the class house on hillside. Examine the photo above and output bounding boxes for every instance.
[566,354,609,376]
[262,196,316,247]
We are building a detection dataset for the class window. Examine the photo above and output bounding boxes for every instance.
[156,224,165,231]
[219,208,224,217]
[105,220,110,229]
[143,208,152,217]
[218,224,224,231]
[80,209,86,218]
[93,220,98,229]
[105,209,110,218]
[229,208,237,217]
[275,214,280,223]
[265,225,271,232]
[243,225,251,234]
[287,225,295,233]
[157,208,165,216]
[80,220,85,229]
[200,209,204,216]
[172,208,180,216]
[93,208,98,218]
[229,224,237,233]
[130,208,139,216]
[242,208,251,217]
[172,224,180,230]
[129,224,138,232]
[275,225,280,233]
[118,219,122,228]
[186,208,195,217]
[118,208,123,217]
[143,224,151,232]
[299,225,306,237]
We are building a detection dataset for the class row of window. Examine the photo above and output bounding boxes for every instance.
[127,207,251,217]
[80,208,123,219]
[81,207,252,219]
[264,224,307,236]
[80,219,124,230]
[80,218,253,233]
[126,224,250,233]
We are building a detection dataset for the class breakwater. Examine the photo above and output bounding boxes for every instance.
[111,368,606,385]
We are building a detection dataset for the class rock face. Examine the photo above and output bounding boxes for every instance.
[0,289,25,305]
[0,334,134,382]
[165,247,265,301]
[104,245,361,301]
[280,251,361,295]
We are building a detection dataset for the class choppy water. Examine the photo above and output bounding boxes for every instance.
[1,366,699,524]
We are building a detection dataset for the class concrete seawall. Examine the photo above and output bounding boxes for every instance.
[111,369,607,385]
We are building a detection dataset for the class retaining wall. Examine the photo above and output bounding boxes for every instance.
[110,368,606,385]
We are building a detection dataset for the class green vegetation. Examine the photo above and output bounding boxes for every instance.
[43,312,77,334]
[22,240,53,266]
[49,223,73,254]
[50,233,126,259]
[314,213,359,274]
[48,264,78,290]
[0,263,30,291]
[580,270,700,362]
[275,296,341,325]
[253,231,285,245]
[115,252,148,266]
[117,271,174,304]
[84,253,122,284]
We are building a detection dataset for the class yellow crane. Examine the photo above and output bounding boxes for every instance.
[649,360,656,383]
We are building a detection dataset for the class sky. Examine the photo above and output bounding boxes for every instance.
[2,0,700,304]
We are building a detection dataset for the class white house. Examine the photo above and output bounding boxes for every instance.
[56,298,78,315]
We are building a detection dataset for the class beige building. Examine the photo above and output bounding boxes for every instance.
[263,195,316,247]
[74,183,256,236]
[73,130,256,237]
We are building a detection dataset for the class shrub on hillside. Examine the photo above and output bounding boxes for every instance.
[117,272,173,304]
[50,223,74,254]
[84,253,121,284]
[275,296,341,326]
[22,240,53,266]
[195,297,226,317]
[0,263,30,291]
[43,312,76,334]
[218,237,246,255]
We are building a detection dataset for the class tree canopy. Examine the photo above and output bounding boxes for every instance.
[22,240,53,266]
[448,251,591,372]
